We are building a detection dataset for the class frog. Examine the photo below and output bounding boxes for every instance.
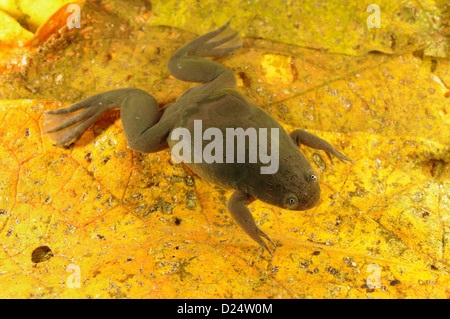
[43,21,353,257]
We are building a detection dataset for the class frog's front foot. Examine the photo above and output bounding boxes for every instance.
[227,190,277,258]
[290,129,354,164]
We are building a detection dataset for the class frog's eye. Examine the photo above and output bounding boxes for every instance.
[284,193,298,209]
[307,173,318,183]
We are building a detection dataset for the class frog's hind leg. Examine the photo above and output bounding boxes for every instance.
[43,88,166,153]
[167,20,242,90]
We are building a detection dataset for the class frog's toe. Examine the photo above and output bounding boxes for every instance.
[43,99,108,146]
[195,23,242,57]
[327,148,355,164]
[43,110,91,146]
[256,228,277,259]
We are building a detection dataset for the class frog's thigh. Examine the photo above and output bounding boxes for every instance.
[120,91,169,153]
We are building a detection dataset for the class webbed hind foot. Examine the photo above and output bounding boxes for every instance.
[44,94,117,146]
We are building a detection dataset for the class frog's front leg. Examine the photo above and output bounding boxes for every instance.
[227,190,276,258]
[290,129,354,163]
[43,88,174,153]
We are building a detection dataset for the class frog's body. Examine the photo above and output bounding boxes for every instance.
[43,21,352,257]
[168,88,318,209]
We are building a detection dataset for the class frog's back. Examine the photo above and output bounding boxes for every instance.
[167,89,297,191]
[173,89,285,132]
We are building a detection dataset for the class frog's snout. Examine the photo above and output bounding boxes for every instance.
[301,186,321,210]
[295,177,321,210]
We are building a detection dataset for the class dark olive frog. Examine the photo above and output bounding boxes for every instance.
[43,21,353,257]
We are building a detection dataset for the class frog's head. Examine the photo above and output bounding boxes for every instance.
[280,169,320,211]
[275,151,321,211]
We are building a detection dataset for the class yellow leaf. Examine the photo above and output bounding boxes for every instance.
[0,0,78,32]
